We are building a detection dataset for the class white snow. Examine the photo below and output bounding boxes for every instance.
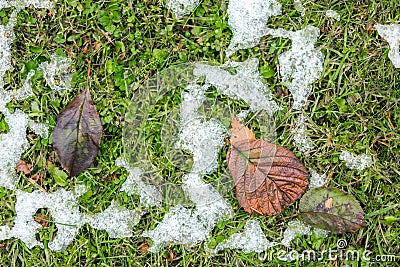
[280,220,312,247]
[213,219,318,254]
[176,118,226,174]
[339,151,373,171]
[166,0,200,19]
[226,0,324,109]
[142,113,232,252]
[142,173,233,252]
[116,157,162,208]
[38,54,73,92]
[292,114,314,153]
[85,200,140,238]
[194,58,281,116]
[9,70,35,100]
[226,0,282,57]
[375,24,400,68]
[0,108,48,189]
[0,2,51,190]
[0,187,141,251]
[0,0,53,10]
[326,10,340,21]
[271,26,325,110]
[294,0,305,17]
[27,119,49,139]
[213,220,278,253]
[308,168,327,189]
[142,66,236,251]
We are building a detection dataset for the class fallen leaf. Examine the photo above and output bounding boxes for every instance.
[34,213,49,227]
[16,160,32,175]
[137,243,149,254]
[30,173,45,182]
[299,187,366,233]
[52,87,102,177]
[227,117,309,216]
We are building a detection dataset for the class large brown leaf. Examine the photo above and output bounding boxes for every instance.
[52,87,102,177]
[227,117,309,216]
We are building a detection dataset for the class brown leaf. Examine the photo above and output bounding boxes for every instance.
[30,173,45,182]
[34,214,49,227]
[227,117,309,216]
[16,160,32,175]
[52,87,102,177]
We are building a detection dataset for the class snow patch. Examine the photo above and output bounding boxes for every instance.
[280,220,311,247]
[166,0,200,19]
[9,70,35,100]
[143,173,233,252]
[226,0,282,57]
[236,109,250,121]
[0,188,141,251]
[339,151,373,171]
[308,168,327,189]
[213,219,322,254]
[0,109,29,190]
[142,78,233,251]
[176,118,226,174]
[85,200,140,238]
[375,24,400,68]
[273,26,324,109]
[38,54,73,92]
[213,220,278,253]
[194,58,281,116]
[27,119,49,139]
[294,0,305,16]
[0,0,53,192]
[326,10,340,21]
[292,114,314,153]
[116,157,162,208]
[0,0,54,10]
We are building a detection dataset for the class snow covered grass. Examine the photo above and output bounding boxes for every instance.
[0,0,399,266]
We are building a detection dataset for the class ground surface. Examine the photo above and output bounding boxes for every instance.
[0,0,399,266]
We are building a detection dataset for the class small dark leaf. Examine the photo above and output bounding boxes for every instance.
[227,117,309,216]
[52,87,102,177]
[300,187,366,234]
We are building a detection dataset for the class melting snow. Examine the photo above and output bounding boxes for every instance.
[85,200,140,238]
[0,0,53,10]
[142,173,233,252]
[308,168,327,189]
[339,151,373,171]
[176,119,226,174]
[375,24,400,68]
[326,10,340,21]
[294,0,305,17]
[194,58,281,116]
[292,114,314,153]
[142,66,235,251]
[38,54,73,92]
[226,0,282,57]
[9,70,35,100]
[213,220,278,254]
[0,187,141,251]
[0,105,48,190]
[166,0,200,19]
[213,219,322,254]
[271,26,325,110]
[116,157,162,208]
[280,220,312,247]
